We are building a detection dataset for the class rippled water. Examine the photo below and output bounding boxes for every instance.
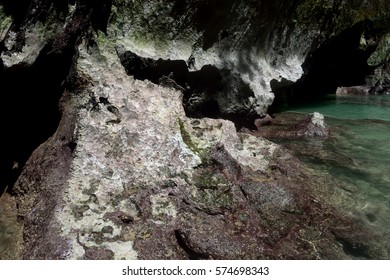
[289,95,390,121]
[281,94,390,230]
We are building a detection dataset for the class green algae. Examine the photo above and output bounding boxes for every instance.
[178,118,212,165]
[0,6,12,39]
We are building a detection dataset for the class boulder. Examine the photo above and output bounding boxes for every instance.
[256,112,330,138]
[336,86,370,96]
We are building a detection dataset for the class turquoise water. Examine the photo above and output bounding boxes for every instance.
[282,95,390,229]
[289,95,390,121]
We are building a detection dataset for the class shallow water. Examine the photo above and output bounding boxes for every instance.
[281,95,390,230]
[289,95,390,121]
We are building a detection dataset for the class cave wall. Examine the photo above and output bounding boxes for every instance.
[109,0,390,111]
[2,0,390,116]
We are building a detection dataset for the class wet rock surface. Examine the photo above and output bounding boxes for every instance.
[255,112,330,138]
[251,111,390,238]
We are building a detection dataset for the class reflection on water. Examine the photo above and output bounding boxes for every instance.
[289,94,390,121]
[282,95,390,231]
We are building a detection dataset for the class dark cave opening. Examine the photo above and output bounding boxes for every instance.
[0,37,77,196]
[116,49,258,130]
[0,0,116,196]
[269,20,382,113]
[0,0,112,33]
[0,0,32,25]
[171,0,236,50]
[117,49,189,85]
[0,0,120,195]
[169,0,294,51]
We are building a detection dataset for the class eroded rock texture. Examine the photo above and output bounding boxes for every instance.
[1,0,390,259]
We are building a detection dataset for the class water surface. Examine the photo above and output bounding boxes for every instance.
[280,94,390,230]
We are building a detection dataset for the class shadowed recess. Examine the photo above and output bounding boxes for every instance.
[270,20,384,112]
[116,49,258,129]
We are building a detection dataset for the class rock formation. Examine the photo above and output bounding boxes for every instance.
[254,112,330,138]
[1,0,390,259]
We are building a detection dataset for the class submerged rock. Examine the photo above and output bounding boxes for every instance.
[297,112,330,137]
[255,112,330,138]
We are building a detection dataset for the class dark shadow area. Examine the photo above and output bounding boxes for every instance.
[170,0,236,50]
[78,0,112,33]
[0,0,32,24]
[0,0,115,195]
[0,0,112,32]
[0,22,86,196]
[174,230,209,260]
[170,0,295,51]
[117,49,258,129]
[117,50,189,85]
[0,56,62,195]
[0,0,73,25]
[335,237,371,259]
[270,20,382,112]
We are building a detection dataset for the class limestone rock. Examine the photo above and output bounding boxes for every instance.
[256,112,330,138]
[296,112,330,137]
[336,86,371,96]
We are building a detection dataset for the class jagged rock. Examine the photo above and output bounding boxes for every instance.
[254,114,274,128]
[256,112,329,138]
[336,85,371,96]
[296,112,330,137]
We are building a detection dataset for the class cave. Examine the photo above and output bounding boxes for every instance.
[0,35,77,197]
[117,49,258,129]
[0,0,114,196]
[270,20,383,112]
